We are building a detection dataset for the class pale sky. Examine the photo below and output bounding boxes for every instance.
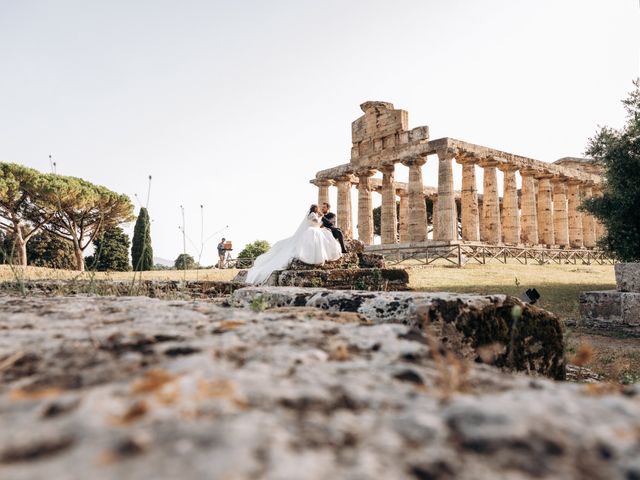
[1,0,639,265]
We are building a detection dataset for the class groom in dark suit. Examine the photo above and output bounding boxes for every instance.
[320,202,348,254]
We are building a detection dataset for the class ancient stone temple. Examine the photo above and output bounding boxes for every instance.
[311,101,604,252]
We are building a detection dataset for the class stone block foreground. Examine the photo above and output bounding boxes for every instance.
[580,263,640,336]
[232,287,565,380]
[1,295,639,479]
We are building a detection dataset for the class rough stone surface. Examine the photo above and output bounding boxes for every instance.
[1,294,639,480]
[616,262,640,293]
[232,287,565,379]
[579,290,640,336]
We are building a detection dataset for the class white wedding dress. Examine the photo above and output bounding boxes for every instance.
[246,212,342,284]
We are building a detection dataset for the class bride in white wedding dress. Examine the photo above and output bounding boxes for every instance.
[246,204,342,284]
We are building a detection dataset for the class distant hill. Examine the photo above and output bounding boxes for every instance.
[153,256,173,267]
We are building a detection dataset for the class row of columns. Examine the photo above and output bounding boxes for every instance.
[315,151,602,249]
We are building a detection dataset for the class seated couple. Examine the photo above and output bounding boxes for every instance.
[246,202,347,284]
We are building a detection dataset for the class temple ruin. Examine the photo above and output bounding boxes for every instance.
[311,101,605,259]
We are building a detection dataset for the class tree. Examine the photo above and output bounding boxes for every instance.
[0,230,16,264]
[131,207,153,271]
[237,240,270,259]
[0,163,57,266]
[42,175,134,271]
[88,225,131,271]
[582,79,640,262]
[26,230,76,269]
[174,253,196,270]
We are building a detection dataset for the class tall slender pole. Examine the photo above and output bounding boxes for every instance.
[146,175,152,209]
[180,205,186,280]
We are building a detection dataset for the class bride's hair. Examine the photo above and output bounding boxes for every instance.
[309,204,318,214]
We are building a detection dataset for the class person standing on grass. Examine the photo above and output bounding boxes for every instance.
[217,238,226,269]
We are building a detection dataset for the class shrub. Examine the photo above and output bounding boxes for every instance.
[174,253,196,270]
[237,240,270,260]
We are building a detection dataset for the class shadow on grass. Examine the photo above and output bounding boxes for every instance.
[413,282,615,321]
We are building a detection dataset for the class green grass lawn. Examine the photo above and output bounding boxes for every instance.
[408,263,615,320]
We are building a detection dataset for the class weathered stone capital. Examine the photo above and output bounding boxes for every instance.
[455,152,479,166]
[395,188,408,197]
[534,171,555,180]
[566,178,583,186]
[478,156,502,168]
[519,166,540,177]
[550,175,568,185]
[335,174,355,184]
[401,156,426,168]
[356,168,376,178]
[497,163,519,173]
[312,178,334,187]
[436,147,457,161]
[379,164,396,175]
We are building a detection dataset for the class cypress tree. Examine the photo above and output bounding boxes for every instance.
[131,207,153,271]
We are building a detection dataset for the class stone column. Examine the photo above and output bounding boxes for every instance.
[477,200,484,239]
[402,157,428,243]
[519,169,538,245]
[431,195,439,240]
[500,165,520,245]
[479,158,501,244]
[397,189,409,242]
[336,175,354,239]
[552,177,569,248]
[316,179,332,208]
[567,179,583,248]
[457,157,480,241]
[536,174,554,246]
[592,185,606,241]
[581,184,597,248]
[356,170,375,245]
[380,164,398,245]
[436,149,457,241]
[595,221,605,241]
